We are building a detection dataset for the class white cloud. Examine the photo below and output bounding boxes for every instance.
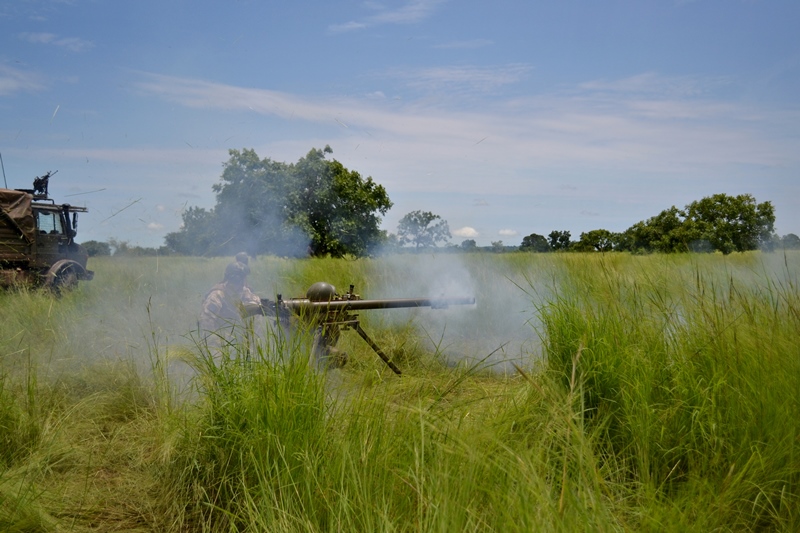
[328,0,444,32]
[576,72,730,98]
[371,0,444,24]
[0,64,44,95]
[384,64,531,92]
[328,21,367,33]
[435,39,493,50]
[147,222,164,231]
[18,32,94,52]
[132,71,800,199]
[453,226,478,238]
[19,32,57,44]
[498,229,518,237]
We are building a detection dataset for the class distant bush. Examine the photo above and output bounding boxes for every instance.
[81,240,111,256]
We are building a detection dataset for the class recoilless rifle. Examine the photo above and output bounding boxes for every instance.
[260,282,475,375]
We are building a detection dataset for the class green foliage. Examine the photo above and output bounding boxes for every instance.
[520,232,550,252]
[684,193,776,254]
[107,238,171,256]
[288,147,392,257]
[165,206,216,255]
[165,146,392,257]
[396,210,451,249]
[0,368,40,469]
[540,253,800,530]
[461,239,477,250]
[548,230,571,251]
[625,206,690,253]
[526,193,777,255]
[616,194,776,254]
[576,229,615,252]
[167,337,328,530]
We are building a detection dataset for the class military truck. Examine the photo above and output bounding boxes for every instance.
[0,171,93,290]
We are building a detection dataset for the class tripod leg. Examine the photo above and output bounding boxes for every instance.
[353,323,402,375]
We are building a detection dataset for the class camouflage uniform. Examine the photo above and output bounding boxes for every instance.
[199,283,261,332]
[199,262,262,335]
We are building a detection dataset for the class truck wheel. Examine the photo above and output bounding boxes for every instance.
[48,266,78,294]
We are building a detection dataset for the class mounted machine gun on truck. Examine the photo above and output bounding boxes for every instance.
[0,170,93,290]
[259,281,475,375]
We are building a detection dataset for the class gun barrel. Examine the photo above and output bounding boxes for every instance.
[283,296,475,312]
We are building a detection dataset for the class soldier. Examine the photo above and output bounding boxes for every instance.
[199,261,263,337]
[234,251,249,266]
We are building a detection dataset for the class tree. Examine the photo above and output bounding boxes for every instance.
[164,147,392,257]
[288,147,392,257]
[81,240,111,257]
[781,233,800,249]
[576,229,616,252]
[491,240,505,253]
[616,194,776,254]
[519,233,549,252]
[165,206,217,255]
[107,238,169,256]
[461,239,477,251]
[683,194,775,254]
[548,230,571,251]
[397,210,451,249]
[211,148,297,256]
[620,206,691,253]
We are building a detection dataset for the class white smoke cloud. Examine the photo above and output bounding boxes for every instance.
[370,254,550,373]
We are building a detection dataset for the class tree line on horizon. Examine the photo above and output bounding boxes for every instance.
[519,193,795,255]
[80,147,797,257]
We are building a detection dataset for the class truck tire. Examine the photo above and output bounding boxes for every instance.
[45,260,83,293]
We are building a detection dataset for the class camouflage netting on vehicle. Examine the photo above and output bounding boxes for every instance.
[0,189,36,243]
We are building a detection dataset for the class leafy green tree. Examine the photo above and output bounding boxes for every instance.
[288,147,392,257]
[577,229,616,252]
[165,206,217,255]
[397,211,451,249]
[617,194,775,254]
[626,206,691,253]
[491,240,505,253]
[164,147,392,257]
[461,239,477,251]
[519,233,549,252]
[548,230,571,251]
[683,194,775,254]
[212,148,296,256]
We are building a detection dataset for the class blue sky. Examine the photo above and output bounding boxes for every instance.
[2,0,799,248]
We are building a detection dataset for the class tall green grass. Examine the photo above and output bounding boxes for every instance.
[541,252,799,530]
[160,321,626,531]
[1,251,798,531]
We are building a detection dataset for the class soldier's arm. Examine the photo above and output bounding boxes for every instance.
[199,291,226,329]
[240,288,265,316]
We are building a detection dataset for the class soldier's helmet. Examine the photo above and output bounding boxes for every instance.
[224,261,250,283]
[306,281,337,302]
[235,251,249,265]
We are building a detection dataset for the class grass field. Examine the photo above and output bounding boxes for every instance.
[1,251,798,532]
